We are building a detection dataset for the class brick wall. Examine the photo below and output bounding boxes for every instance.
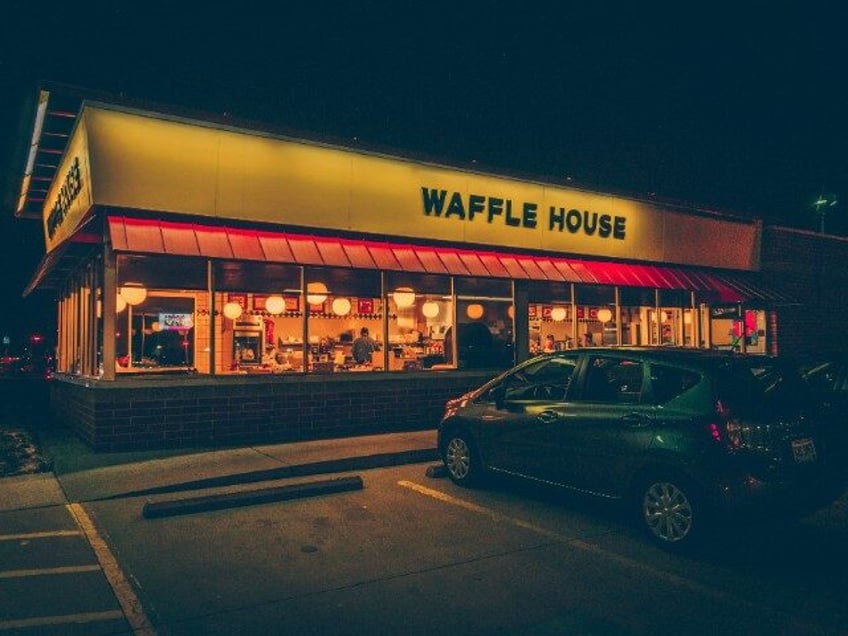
[762,227,848,358]
[49,371,491,452]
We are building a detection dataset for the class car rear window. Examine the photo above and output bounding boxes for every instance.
[582,356,644,403]
[714,359,809,411]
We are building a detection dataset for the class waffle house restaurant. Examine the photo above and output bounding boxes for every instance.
[18,91,786,450]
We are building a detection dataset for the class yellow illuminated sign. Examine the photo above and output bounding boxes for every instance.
[66,105,759,270]
[42,113,93,253]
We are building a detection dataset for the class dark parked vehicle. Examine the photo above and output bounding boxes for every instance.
[798,354,848,476]
[438,347,842,549]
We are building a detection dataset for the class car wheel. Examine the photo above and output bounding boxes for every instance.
[443,429,483,487]
[639,476,698,548]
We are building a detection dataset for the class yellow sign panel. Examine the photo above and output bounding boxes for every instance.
[76,105,759,270]
[42,113,93,253]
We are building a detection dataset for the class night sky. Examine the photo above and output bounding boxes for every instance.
[1,4,845,347]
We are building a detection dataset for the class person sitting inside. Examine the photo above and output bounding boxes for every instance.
[351,327,378,365]
[543,334,557,353]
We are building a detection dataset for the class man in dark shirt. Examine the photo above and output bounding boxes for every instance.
[352,327,378,365]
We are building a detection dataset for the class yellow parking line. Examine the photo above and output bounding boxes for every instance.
[0,610,125,631]
[0,530,82,542]
[0,565,100,579]
[67,503,157,636]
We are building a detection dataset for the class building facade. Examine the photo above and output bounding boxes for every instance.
[15,87,805,450]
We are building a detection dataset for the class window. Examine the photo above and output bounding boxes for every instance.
[116,294,196,371]
[583,356,644,403]
[528,281,573,354]
[498,356,577,402]
[649,364,701,404]
[386,273,452,371]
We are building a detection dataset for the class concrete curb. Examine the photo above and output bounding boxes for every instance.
[142,475,364,519]
[99,447,439,501]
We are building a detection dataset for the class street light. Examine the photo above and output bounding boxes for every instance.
[812,194,838,233]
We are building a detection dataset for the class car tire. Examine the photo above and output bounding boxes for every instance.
[637,475,699,549]
[442,428,484,487]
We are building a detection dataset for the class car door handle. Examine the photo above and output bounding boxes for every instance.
[537,410,561,424]
[622,412,651,428]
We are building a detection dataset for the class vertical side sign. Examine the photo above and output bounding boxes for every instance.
[43,112,92,253]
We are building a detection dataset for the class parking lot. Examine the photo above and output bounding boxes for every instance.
[4,460,846,635]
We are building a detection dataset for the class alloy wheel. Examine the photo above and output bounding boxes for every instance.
[642,481,694,544]
[445,436,472,482]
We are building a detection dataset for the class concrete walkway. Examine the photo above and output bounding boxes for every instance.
[0,429,439,512]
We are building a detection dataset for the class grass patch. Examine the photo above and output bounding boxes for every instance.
[0,428,52,476]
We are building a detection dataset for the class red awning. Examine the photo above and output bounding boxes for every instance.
[24,213,101,295]
[106,216,791,304]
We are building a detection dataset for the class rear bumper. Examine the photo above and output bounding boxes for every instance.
[710,469,845,518]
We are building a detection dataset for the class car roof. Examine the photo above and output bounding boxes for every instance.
[545,347,776,368]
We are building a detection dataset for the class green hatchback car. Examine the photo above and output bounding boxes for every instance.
[438,347,842,549]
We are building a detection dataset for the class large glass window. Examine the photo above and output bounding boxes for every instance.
[116,255,207,374]
[709,307,767,353]
[217,263,304,374]
[575,285,615,347]
[305,267,382,373]
[386,273,452,370]
[101,254,741,378]
[658,290,690,346]
[527,281,573,354]
[452,277,514,369]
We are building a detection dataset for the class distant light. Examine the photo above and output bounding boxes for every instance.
[466,303,484,320]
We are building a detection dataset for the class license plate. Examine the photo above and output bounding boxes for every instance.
[792,438,817,463]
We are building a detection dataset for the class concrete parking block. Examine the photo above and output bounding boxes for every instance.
[141,475,365,518]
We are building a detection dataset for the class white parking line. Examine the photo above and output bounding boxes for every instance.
[0,564,100,579]
[0,530,82,541]
[397,480,822,633]
[0,610,125,632]
[67,503,157,636]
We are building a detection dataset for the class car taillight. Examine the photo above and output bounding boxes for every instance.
[710,399,745,450]
[710,399,775,452]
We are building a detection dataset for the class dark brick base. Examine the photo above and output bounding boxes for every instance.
[48,371,491,452]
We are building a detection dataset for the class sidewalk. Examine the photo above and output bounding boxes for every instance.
[0,429,440,512]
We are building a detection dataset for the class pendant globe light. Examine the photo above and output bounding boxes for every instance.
[119,283,147,306]
[223,301,243,320]
[332,297,352,316]
[265,295,285,315]
[306,282,328,305]
[422,300,440,318]
[392,287,416,309]
[550,306,567,322]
